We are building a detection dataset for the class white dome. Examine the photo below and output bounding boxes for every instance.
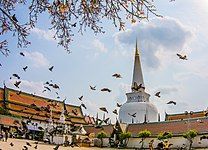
[118,102,158,124]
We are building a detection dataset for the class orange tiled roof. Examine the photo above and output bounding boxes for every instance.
[0,115,21,127]
[7,89,83,117]
[0,87,86,125]
[84,125,114,137]
[127,117,208,137]
[166,111,206,121]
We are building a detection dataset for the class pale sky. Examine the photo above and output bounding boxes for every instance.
[1,0,208,122]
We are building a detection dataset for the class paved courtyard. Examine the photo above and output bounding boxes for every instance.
[0,138,131,150]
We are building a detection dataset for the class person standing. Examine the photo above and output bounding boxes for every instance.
[2,131,5,142]
[5,130,8,142]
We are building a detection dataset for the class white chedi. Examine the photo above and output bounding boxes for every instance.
[118,40,158,124]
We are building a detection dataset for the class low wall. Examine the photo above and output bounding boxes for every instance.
[127,135,208,149]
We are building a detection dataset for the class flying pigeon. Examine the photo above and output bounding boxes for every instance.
[155,92,161,98]
[167,101,176,105]
[23,66,28,71]
[112,73,122,78]
[113,109,118,115]
[99,107,108,113]
[177,53,188,60]
[80,103,87,109]
[101,88,111,92]
[14,81,21,88]
[20,52,25,56]
[78,95,83,101]
[49,66,54,71]
[128,112,136,118]
[44,86,51,91]
[117,103,122,107]
[13,73,20,79]
[90,85,96,90]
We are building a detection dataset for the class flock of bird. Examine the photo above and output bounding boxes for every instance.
[0,51,190,124]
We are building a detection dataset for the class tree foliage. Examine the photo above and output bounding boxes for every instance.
[97,131,107,147]
[119,132,131,147]
[138,129,151,138]
[119,132,131,141]
[183,129,197,150]
[0,0,161,56]
[157,131,173,141]
[138,129,151,149]
[97,131,107,139]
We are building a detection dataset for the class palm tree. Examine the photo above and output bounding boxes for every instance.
[97,131,107,147]
[183,129,197,150]
[138,130,151,149]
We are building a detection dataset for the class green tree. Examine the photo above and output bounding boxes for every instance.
[119,132,131,147]
[97,131,107,147]
[138,129,151,149]
[183,129,197,150]
[157,131,173,141]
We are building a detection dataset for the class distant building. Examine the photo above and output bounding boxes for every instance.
[119,40,158,124]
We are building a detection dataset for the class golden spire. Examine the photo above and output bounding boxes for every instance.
[132,38,144,92]
[135,38,139,56]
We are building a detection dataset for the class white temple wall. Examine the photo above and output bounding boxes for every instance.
[127,135,208,149]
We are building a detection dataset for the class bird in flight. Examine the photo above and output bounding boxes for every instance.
[42,89,47,93]
[113,109,118,115]
[14,81,21,88]
[23,66,28,71]
[128,112,136,118]
[103,117,110,124]
[78,95,83,101]
[167,101,176,105]
[132,82,145,91]
[155,92,161,98]
[80,103,87,109]
[117,103,122,107]
[90,85,96,90]
[20,52,25,56]
[16,90,22,95]
[101,88,111,92]
[52,84,60,89]
[49,66,54,71]
[99,107,108,113]
[176,53,188,60]
[12,73,20,79]
[112,73,122,78]
[44,86,51,91]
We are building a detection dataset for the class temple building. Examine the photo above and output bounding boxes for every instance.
[0,86,87,143]
[119,41,158,124]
